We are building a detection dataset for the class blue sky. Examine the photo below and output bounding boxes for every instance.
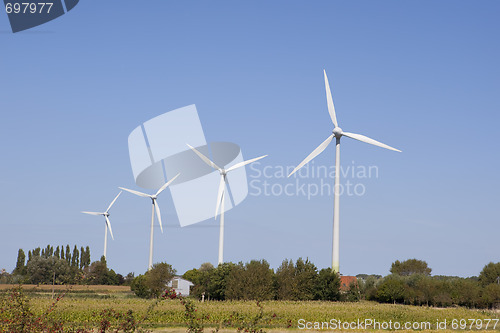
[0,1,499,278]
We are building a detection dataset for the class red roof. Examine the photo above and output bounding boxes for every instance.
[340,276,358,291]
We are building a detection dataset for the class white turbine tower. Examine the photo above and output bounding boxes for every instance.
[82,191,122,259]
[288,70,401,273]
[187,144,267,265]
[119,174,180,270]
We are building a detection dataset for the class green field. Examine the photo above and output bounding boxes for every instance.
[1,285,499,332]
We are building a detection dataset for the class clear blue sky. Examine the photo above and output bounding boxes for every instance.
[0,1,498,278]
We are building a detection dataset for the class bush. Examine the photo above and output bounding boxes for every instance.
[131,263,176,299]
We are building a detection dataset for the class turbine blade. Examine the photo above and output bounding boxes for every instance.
[105,216,114,241]
[118,187,151,198]
[154,200,163,233]
[215,174,225,219]
[288,134,335,177]
[82,211,102,216]
[324,70,338,127]
[187,144,221,171]
[106,191,122,213]
[226,155,268,172]
[342,132,402,152]
[155,173,181,196]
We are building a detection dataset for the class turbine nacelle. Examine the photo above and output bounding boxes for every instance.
[333,127,343,138]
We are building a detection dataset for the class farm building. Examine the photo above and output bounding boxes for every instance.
[340,276,358,292]
[167,276,194,296]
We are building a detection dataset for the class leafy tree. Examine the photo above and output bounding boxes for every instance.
[376,275,407,304]
[207,263,234,300]
[84,256,116,285]
[294,258,317,300]
[414,275,437,306]
[130,263,176,298]
[25,256,73,284]
[200,262,214,272]
[13,249,26,276]
[275,259,296,300]
[275,258,318,300]
[479,262,500,286]
[390,259,431,276]
[54,246,60,259]
[481,283,500,308]
[315,268,341,301]
[226,260,274,300]
[183,263,219,300]
[131,274,150,298]
[449,278,481,308]
[145,262,176,298]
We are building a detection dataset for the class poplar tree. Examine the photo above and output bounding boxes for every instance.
[66,245,71,263]
[80,247,85,269]
[14,249,26,275]
[72,246,79,267]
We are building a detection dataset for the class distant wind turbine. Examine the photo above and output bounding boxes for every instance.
[288,70,401,273]
[82,191,122,259]
[187,144,267,265]
[119,174,180,270]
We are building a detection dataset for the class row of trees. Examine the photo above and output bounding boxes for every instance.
[179,258,344,301]
[4,245,134,286]
[4,246,499,309]
[358,260,500,309]
[14,245,91,276]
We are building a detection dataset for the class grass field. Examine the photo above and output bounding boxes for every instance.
[1,285,499,332]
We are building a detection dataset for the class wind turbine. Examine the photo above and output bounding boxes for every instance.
[187,144,267,265]
[82,191,122,259]
[288,70,401,273]
[119,174,180,270]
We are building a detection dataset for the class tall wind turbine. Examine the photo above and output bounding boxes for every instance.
[119,174,180,270]
[82,191,122,259]
[187,144,267,265]
[288,70,401,273]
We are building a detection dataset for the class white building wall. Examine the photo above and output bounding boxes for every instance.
[167,277,194,296]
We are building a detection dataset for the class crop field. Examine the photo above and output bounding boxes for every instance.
[1,285,499,332]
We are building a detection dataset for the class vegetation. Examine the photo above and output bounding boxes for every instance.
[390,258,432,276]
[183,258,341,302]
[4,245,130,287]
[3,250,500,309]
[131,263,176,299]
[0,285,499,332]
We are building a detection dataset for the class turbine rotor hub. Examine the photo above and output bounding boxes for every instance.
[333,127,343,138]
